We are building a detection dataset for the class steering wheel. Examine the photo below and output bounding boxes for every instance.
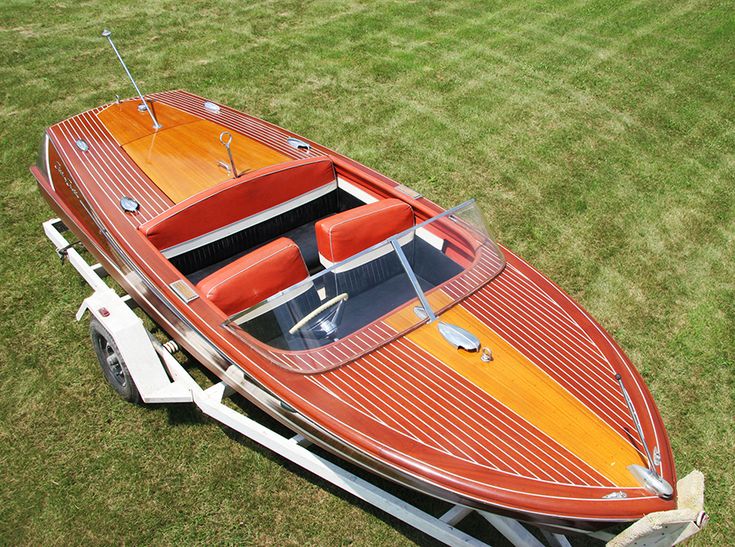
[288,293,349,336]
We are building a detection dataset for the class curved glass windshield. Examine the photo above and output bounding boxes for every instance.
[224,199,505,373]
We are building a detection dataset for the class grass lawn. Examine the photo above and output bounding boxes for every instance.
[1,0,732,544]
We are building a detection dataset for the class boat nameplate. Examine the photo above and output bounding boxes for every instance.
[287,137,311,151]
[395,184,423,200]
[170,280,199,303]
[75,139,89,152]
[119,196,139,213]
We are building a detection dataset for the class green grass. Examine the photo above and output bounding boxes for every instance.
[1,0,733,544]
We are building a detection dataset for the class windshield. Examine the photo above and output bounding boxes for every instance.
[225,199,505,373]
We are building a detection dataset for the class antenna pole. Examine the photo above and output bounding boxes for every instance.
[101,29,161,130]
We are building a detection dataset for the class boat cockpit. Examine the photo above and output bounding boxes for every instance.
[138,157,505,371]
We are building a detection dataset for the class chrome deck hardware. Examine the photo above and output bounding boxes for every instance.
[287,137,311,151]
[219,131,239,177]
[204,101,221,113]
[119,196,139,213]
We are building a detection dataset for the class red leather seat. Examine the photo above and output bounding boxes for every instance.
[196,237,308,316]
[140,157,337,252]
[315,198,414,266]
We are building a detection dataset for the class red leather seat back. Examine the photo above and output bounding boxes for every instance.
[140,157,336,252]
[315,198,414,265]
[196,237,308,316]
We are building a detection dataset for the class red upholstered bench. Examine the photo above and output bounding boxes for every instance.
[196,237,309,316]
[315,198,414,267]
[139,157,337,256]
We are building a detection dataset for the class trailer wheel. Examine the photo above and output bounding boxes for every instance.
[90,317,141,403]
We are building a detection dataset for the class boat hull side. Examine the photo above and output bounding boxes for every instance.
[33,94,677,530]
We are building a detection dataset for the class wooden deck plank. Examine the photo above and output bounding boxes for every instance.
[386,299,646,487]
[122,119,290,203]
[97,100,199,145]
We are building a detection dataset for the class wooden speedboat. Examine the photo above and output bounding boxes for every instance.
[32,88,678,532]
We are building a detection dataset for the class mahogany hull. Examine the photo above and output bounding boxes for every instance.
[32,91,677,531]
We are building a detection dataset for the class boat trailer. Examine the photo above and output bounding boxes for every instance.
[43,218,708,547]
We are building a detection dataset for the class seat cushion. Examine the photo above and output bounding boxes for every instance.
[196,237,308,316]
[140,157,337,252]
[315,198,414,265]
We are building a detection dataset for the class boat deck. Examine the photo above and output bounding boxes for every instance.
[48,90,324,224]
[39,90,677,526]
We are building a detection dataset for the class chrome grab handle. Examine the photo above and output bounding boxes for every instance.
[219,131,238,177]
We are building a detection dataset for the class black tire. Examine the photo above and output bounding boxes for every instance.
[89,317,141,403]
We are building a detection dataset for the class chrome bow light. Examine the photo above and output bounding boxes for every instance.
[615,373,673,499]
[437,322,481,352]
[413,306,482,353]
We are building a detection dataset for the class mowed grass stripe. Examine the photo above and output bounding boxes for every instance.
[0,0,731,545]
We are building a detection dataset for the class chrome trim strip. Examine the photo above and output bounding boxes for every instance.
[44,134,53,191]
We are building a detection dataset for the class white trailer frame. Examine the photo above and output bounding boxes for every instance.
[43,218,708,547]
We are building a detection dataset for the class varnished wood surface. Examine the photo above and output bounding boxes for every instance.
[386,294,646,487]
[97,100,199,145]
[122,119,290,203]
[43,91,677,524]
